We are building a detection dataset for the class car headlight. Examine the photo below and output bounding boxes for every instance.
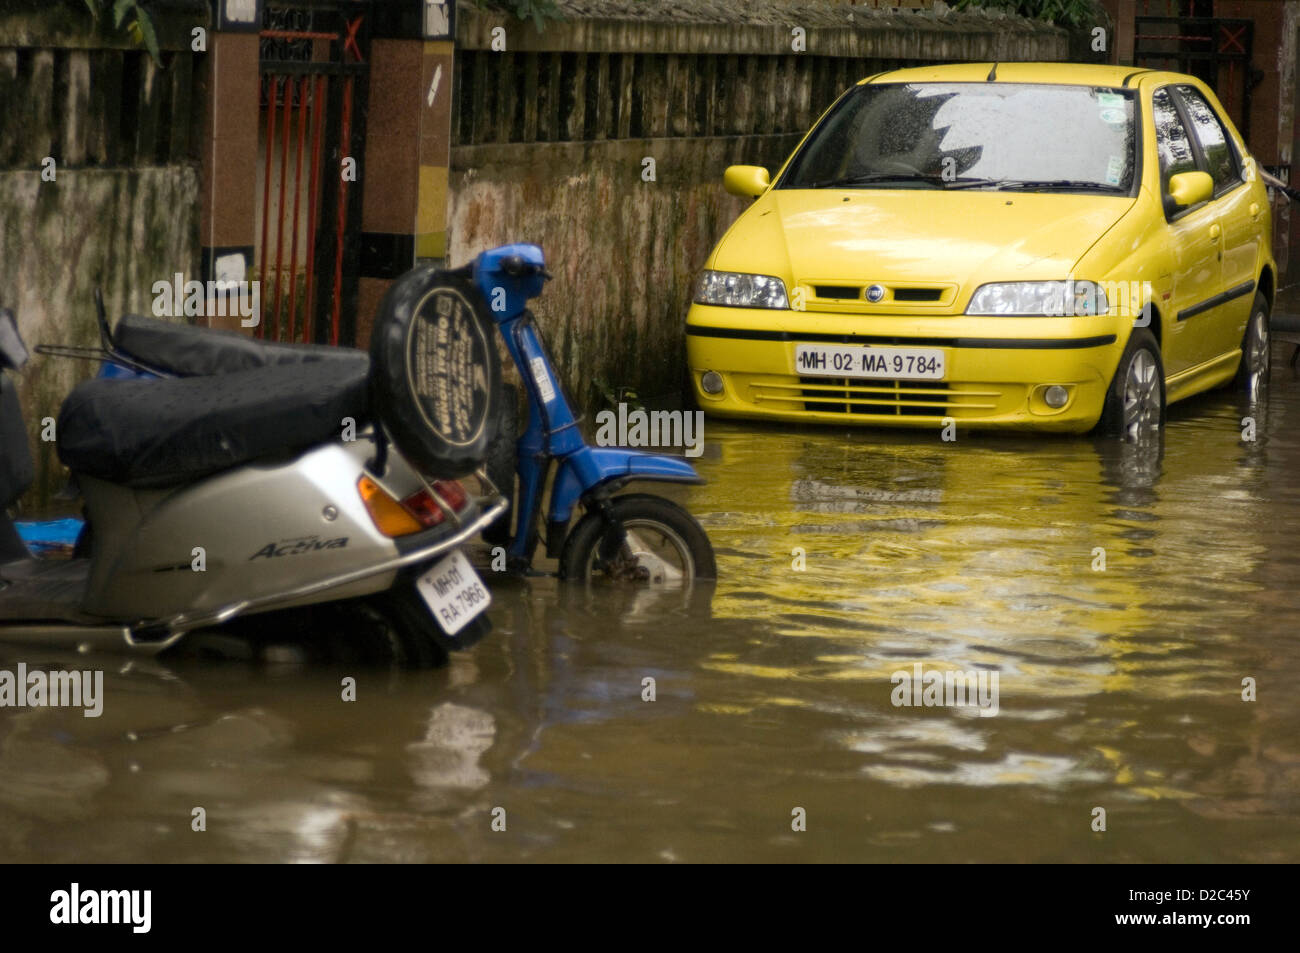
[965,280,1108,316]
[693,270,789,309]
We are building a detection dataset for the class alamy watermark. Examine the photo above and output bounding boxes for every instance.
[1045,279,1155,322]
[151,273,260,327]
[0,663,103,717]
[594,403,705,458]
[50,883,150,933]
[890,662,999,717]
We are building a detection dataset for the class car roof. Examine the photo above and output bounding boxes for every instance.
[862,62,1153,88]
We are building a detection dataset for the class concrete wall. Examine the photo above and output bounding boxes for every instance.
[447,1,1070,409]
[450,135,798,404]
[0,1,207,507]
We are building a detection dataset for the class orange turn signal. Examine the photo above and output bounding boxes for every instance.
[358,475,424,537]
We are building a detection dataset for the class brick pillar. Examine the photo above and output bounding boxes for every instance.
[355,0,456,347]
[417,34,455,265]
[1115,0,1136,66]
[199,1,262,331]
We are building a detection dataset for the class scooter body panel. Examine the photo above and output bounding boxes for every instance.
[79,438,399,620]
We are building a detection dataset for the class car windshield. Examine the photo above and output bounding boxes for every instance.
[778,82,1138,193]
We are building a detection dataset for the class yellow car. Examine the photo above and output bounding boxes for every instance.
[686,63,1274,435]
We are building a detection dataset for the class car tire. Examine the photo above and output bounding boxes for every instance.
[1233,292,1271,400]
[481,382,518,546]
[369,267,500,477]
[1098,328,1165,439]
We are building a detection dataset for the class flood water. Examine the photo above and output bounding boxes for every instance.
[3,350,1300,863]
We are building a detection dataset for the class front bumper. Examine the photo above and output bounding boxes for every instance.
[685,305,1128,433]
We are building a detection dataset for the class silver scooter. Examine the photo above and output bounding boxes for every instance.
[0,266,507,664]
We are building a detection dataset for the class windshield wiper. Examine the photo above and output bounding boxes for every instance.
[985,179,1126,193]
[804,172,996,190]
[800,173,1125,193]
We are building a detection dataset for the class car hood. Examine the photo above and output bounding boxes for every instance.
[713,188,1137,307]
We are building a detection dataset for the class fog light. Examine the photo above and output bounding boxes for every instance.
[1044,385,1069,408]
[701,370,724,395]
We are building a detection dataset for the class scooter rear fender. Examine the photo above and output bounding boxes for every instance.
[548,447,703,525]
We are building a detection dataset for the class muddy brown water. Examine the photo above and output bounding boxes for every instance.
[2,349,1300,862]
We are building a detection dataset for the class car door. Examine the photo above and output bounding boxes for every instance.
[1173,83,1259,361]
[1151,85,1224,376]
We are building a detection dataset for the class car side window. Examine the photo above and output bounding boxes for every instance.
[1152,87,1197,192]
[1174,85,1241,194]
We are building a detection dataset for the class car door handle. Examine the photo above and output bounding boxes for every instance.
[1250,202,1261,217]
[1209,224,1221,240]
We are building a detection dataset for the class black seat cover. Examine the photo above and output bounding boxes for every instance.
[113,313,369,377]
[57,361,369,488]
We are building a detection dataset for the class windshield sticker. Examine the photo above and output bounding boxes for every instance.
[1105,155,1124,186]
[1098,92,1126,124]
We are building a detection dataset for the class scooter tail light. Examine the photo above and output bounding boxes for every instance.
[357,475,424,537]
[400,480,468,528]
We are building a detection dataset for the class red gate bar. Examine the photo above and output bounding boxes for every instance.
[271,74,293,340]
[303,74,325,344]
[1132,34,1211,42]
[286,76,307,343]
[257,74,277,339]
[331,74,354,346]
[260,29,336,42]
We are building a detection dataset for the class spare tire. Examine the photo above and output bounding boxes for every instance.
[369,267,500,477]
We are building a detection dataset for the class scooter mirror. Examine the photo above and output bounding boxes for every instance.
[498,255,552,281]
[0,308,29,371]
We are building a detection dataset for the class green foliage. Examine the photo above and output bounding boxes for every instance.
[592,377,642,412]
[950,0,1101,28]
[476,0,563,33]
[80,0,161,63]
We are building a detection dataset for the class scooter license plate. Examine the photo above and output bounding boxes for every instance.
[415,550,492,637]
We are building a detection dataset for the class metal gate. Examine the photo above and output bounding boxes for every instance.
[1133,15,1255,141]
[257,1,370,346]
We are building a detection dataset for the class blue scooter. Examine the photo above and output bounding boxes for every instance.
[456,243,716,585]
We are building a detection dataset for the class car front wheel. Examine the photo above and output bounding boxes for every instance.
[1098,328,1165,439]
[1233,292,1271,400]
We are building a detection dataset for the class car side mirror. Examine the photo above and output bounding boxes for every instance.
[1167,170,1214,209]
[724,165,770,198]
[0,308,29,371]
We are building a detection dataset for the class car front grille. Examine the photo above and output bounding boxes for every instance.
[808,285,948,304]
[748,377,1003,417]
[813,285,860,300]
[891,288,944,302]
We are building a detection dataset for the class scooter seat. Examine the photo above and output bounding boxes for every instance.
[113,313,369,377]
[56,360,369,488]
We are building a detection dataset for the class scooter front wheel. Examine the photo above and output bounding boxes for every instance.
[560,494,716,585]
